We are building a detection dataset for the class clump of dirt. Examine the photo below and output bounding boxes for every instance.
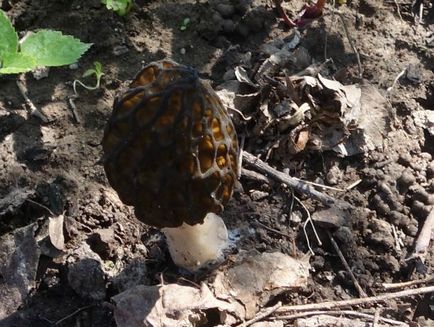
[1,0,434,326]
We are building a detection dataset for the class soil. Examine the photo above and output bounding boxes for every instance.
[0,0,434,326]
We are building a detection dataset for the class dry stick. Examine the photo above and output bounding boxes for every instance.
[274,310,408,326]
[242,151,353,211]
[238,301,282,327]
[334,10,363,79]
[292,177,345,192]
[328,231,367,298]
[275,285,434,314]
[16,79,49,123]
[394,0,403,21]
[387,68,407,92]
[54,305,94,325]
[409,207,434,263]
[241,168,270,184]
[255,220,292,239]
[383,276,434,290]
[68,96,81,123]
[372,308,381,327]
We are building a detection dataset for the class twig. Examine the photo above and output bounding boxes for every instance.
[346,179,362,190]
[16,79,49,123]
[408,207,434,263]
[295,195,322,254]
[292,177,345,192]
[25,198,56,216]
[334,10,363,79]
[274,310,408,326]
[328,231,367,298]
[372,308,381,327]
[241,168,270,184]
[276,285,434,313]
[238,301,282,327]
[383,276,434,290]
[386,68,407,92]
[54,305,94,325]
[254,220,292,238]
[228,106,253,121]
[68,96,81,124]
[238,135,245,179]
[418,2,423,24]
[242,151,353,210]
[393,0,403,21]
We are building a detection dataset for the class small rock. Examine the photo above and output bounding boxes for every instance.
[397,170,416,192]
[326,165,342,185]
[180,48,186,55]
[249,190,268,201]
[113,45,129,56]
[32,67,50,80]
[87,228,117,259]
[112,259,149,293]
[69,63,79,70]
[366,218,394,249]
[68,258,106,300]
[398,153,412,166]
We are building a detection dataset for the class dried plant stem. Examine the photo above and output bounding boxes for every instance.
[372,308,381,327]
[54,305,94,325]
[276,285,434,314]
[408,207,434,263]
[241,168,270,184]
[242,151,352,210]
[328,231,367,298]
[274,310,408,326]
[394,0,403,21]
[238,301,282,327]
[334,10,363,79]
[383,276,434,290]
[68,96,81,123]
[254,220,292,239]
[16,79,49,123]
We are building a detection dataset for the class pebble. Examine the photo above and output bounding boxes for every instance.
[215,3,235,17]
[398,153,412,166]
[68,258,106,300]
[180,48,186,55]
[397,170,416,191]
[113,45,129,56]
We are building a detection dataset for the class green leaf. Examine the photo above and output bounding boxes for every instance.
[20,30,92,67]
[101,0,132,16]
[82,68,95,78]
[0,10,18,59]
[0,52,36,74]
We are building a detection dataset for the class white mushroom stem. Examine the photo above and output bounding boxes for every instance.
[162,212,229,271]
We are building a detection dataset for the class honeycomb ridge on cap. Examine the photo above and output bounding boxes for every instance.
[102,60,239,228]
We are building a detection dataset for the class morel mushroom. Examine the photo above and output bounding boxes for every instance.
[102,60,239,271]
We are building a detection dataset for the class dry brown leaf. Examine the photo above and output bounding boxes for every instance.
[48,215,64,250]
[213,251,310,319]
[113,283,240,327]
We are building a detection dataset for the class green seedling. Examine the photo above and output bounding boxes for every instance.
[101,0,133,16]
[0,10,92,74]
[73,61,104,95]
[180,17,190,31]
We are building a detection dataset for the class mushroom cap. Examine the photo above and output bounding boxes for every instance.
[102,60,239,228]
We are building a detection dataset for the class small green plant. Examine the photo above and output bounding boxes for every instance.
[73,61,105,95]
[101,0,132,16]
[180,17,190,31]
[0,10,92,74]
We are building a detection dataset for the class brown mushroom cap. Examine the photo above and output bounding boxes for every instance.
[102,60,239,228]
